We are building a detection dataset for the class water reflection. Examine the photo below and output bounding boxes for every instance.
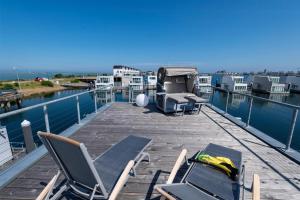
[230,94,246,108]
[211,90,300,151]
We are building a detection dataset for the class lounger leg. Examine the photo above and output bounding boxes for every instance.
[241,164,245,200]
[49,184,68,200]
[132,152,151,176]
[89,184,100,200]
[198,104,202,114]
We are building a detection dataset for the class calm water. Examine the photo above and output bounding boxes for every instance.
[0,89,104,146]
[210,90,300,151]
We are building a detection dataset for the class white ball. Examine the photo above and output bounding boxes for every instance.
[136,94,149,107]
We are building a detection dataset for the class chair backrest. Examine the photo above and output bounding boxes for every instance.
[38,132,105,194]
[164,76,187,93]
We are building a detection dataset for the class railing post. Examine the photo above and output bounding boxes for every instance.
[246,97,254,127]
[105,90,108,104]
[21,120,35,153]
[94,90,97,113]
[210,87,215,106]
[225,91,229,113]
[76,95,81,124]
[286,109,298,151]
[43,105,50,132]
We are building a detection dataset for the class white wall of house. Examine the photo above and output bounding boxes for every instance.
[196,75,212,93]
[129,76,143,90]
[113,67,140,77]
[95,76,114,89]
[145,75,157,86]
[221,76,247,92]
[252,76,288,93]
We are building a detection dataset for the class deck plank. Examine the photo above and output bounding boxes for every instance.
[0,102,299,200]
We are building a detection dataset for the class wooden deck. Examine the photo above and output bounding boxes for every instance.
[0,102,299,200]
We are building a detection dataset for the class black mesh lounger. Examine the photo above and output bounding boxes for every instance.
[38,132,152,200]
[159,183,218,200]
[184,143,243,200]
[155,143,247,200]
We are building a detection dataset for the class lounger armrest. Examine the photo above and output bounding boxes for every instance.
[36,173,59,200]
[108,160,135,200]
[154,185,176,200]
[167,149,187,184]
[252,174,260,200]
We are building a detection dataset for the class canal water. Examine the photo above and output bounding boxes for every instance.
[0,87,299,152]
[210,90,300,151]
[0,89,102,147]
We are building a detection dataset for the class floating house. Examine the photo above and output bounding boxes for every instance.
[129,76,144,91]
[221,75,248,92]
[128,76,143,103]
[113,65,140,77]
[113,65,141,90]
[144,75,157,88]
[252,76,289,94]
[195,75,212,94]
[94,75,114,90]
[280,75,300,93]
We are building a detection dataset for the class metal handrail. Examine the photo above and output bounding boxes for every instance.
[210,86,299,151]
[211,86,300,110]
[0,89,100,120]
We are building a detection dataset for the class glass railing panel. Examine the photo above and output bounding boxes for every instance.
[47,97,78,140]
[226,93,250,122]
[210,90,227,111]
[249,99,294,148]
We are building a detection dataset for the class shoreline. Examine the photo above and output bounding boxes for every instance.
[18,86,67,97]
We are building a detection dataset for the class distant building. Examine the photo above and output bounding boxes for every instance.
[221,75,248,92]
[95,75,114,90]
[252,76,289,94]
[129,76,143,91]
[113,65,141,77]
[144,75,157,87]
[196,75,212,93]
[280,76,300,93]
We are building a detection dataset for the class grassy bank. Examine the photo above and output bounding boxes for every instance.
[0,78,82,97]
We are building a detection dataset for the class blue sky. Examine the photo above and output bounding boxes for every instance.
[0,0,300,73]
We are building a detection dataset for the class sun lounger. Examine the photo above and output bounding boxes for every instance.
[155,143,260,200]
[37,132,152,200]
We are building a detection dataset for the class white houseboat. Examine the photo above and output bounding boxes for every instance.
[95,75,114,90]
[113,65,140,77]
[144,75,157,89]
[280,75,300,93]
[252,76,289,94]
[128,76,144,103]
[195,75,212,94]
[129,76,144,91]
[113,65,141,90]
[221,75,248,92]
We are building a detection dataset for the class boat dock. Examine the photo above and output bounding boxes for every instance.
[0,102,299,199]
[0,91,23,110]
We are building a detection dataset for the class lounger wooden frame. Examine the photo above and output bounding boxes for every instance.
[155,149,261,200]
